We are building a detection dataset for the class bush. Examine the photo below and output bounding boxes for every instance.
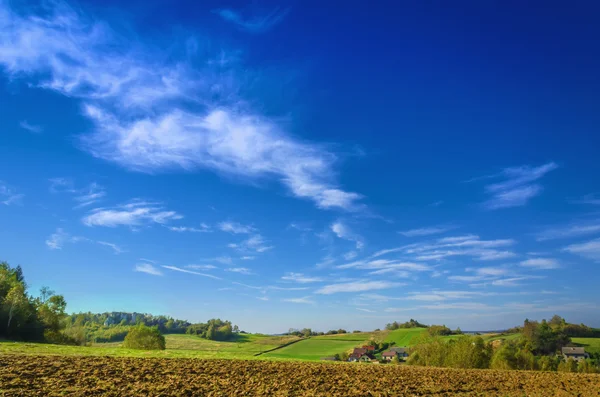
[427,325,452,336]
[123,325,165,350]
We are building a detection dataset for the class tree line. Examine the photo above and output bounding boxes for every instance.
[407,316,600,373]
[1,261,241,345]
[0,262,70,343]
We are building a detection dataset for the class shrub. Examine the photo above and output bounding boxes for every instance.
[123,325,165,350]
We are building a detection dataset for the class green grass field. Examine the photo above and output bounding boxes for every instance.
[0,333,302,360]
[572,337,600,355]
[10,330,597,362]
[262,328,428,361]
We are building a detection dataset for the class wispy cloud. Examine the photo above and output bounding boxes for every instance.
[315,281,404,295]
[228,234,273,253]
[0,181,23,206]
[367,234,516,264]
[162,265,223,280]
[338,259,430,272]
[573,193,600,206]
[45,228,122,253]
[168,223,211,233]
[356,308,375,313]
[45,228,72,250]
[218,221,255,234]
[282,296,315,304]
[186,264,217,270]
[49,179,106,208]
[82,200,182,227]
[96,241,124,254]
[134,262,163,276]
[226,267,253,275]
[399,225,454,237]
[563,238,600,261]
[0,2,361,212]
[73,182,106,208]
[19,120,43,133]
[520,258,560,269]
[535,221,600,241]
[214,256,234,265]
[281,273,323,283]
[213,7,289,33]
[331,221,364,249]
[469,162,558,209]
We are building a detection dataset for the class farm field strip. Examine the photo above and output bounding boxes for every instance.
[1,355,599,396]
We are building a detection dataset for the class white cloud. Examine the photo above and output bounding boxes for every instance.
[214,256,234,265]
[0,182,23,206]
[574,193,600,206]
[226,267,253,275]
[0,2,362,212]
[240,256,255,260]
[162,265,223,280]
[399,226,453,237]
[470,162,558,209]
[281,273,323,283]
[536,221,600,241]
[19,120,42,133]
[186,264,217,270]
[45,228,122,253]
[74,183,106,208]
[563,238,600,261]
[282,296,315,304]
[420,303,491,310]
[96,241,124,254]
[213,7,289,33]
[356,308,375,313]
[337,259,430,272]
[315,281,404,295]
[48,179,106,208]
[82,200,182,227]
[343,251,358,260]
[330,221,364,249]
[520,258,560,269]
[45,228,70,250]
[168,223,211,233]
[466,266,509,277]
[229,234,273,253]
[134,262,162,276]
[218,221,255,234]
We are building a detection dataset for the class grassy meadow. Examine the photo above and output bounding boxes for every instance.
[0,333,302,360]
[572,337,600,355]
[3,329,599,362]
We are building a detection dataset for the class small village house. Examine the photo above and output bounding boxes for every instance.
[348,347,375,362]
[562,347,589,362]
[382,351,398,361]
[389,347,409,358]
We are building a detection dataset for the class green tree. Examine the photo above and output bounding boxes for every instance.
[578,359,598,374]
[123,324,166,350]
[206,324,216,340]
[4,283,28,334]
[558,358,578,372]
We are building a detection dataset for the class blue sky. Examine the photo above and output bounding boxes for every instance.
[1,0,599,333]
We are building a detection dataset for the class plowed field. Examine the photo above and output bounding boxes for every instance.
[1,355,599,396]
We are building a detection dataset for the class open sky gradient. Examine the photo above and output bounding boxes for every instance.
[1,0,599,333]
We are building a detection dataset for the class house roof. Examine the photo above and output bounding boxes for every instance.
[352,348,367,355]
[562,347,586,355]
[362,345,375,351]
[382,351,398,357]
[389,347,407,353]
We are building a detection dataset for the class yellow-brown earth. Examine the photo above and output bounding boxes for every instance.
[1,355,599,396]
